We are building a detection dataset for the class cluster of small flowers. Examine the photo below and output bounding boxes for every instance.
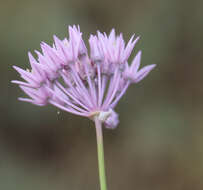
[12,25,155,129]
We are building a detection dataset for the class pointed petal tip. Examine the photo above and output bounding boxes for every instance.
[134,36,140,43]
[11,80,17,84]
[28,51,32,56]
[18,97,33,104]
[110,28,115,33]
[130,50,142,72]
[28,51,36,61]
[136,50,142,60]
[141,64,156,72]
[137,50,142,56]
[18,97,27,101]
[40,41,47,46]
[12,65,17,70]
[129,34,140,42]
[149,64,156,69]
[132,64,156,83]
[12,65,22,73]
[129,33,135,40]
[53,35,60,41]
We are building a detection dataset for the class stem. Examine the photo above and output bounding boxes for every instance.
[94,116,107,190]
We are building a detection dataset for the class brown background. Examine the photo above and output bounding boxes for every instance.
[2,0,203,189]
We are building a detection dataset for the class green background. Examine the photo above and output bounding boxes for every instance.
[2,0,203,189]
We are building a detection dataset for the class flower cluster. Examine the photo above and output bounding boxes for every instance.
[12,25,155,129]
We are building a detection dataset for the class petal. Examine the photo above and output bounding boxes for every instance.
[108,28,116,43]
[133,64,156,83]
[123,36,139,62]
[130,50,142,73]
[89,35,104,62]
[11,80,33,87]
[53,35,69,62]
[13,66,40,87]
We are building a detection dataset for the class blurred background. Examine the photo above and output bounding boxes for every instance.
[2,0,203,189]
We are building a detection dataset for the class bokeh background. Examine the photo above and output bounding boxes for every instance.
[2,0,203,189]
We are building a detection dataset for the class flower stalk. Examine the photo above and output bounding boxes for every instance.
[94,116,107,190]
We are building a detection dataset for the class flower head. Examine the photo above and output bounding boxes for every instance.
[12,25,155,129]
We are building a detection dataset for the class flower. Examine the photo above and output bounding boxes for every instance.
[12,25,155,128]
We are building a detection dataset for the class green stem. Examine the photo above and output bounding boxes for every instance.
[94,116,107,190]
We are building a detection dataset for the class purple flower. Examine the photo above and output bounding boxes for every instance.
[12,25,155,129]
